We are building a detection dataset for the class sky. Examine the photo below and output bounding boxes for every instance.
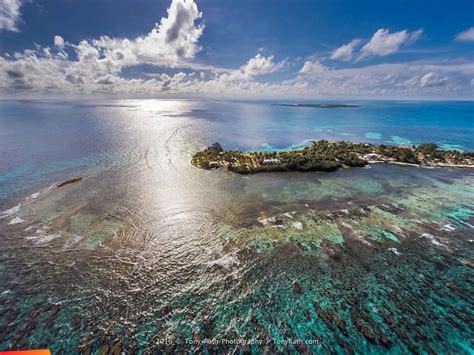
[0,0,473,100]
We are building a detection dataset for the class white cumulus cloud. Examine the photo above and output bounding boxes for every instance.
[0,0,22,31]
[240,54,285,78]
[456,27,474,41]
[0,0,209,94]
[298,60,328,76]
[54,35,65,49]
[0,0,472,100]
[419,72,448,87]
[92,0,204,70]
[330,39,361,61]
[360,28,423,59]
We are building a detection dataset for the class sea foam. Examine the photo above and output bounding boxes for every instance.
[207,254,239,269]
[8,217,24,225]
[0,204,21,219]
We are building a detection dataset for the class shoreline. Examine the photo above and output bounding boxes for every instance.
[192,140,474,174]
[191,159,474,172]
[367,160,474,169]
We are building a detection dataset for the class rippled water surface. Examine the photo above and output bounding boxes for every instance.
[0,100,473,353]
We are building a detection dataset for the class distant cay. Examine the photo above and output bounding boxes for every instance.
[273,103,362,108]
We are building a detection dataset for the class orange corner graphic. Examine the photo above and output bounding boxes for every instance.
[0,351,51,355]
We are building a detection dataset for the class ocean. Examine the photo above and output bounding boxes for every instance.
[0,99,473,353]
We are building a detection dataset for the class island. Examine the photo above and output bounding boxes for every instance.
[192,141,474,174]
[272,103,361,108]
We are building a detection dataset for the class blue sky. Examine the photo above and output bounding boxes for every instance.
[0,0,473,99]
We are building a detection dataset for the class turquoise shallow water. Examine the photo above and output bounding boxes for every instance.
[0,99,473,353]
[0,99,473,201]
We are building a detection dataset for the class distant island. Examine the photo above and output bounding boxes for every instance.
[273,103,361,108]
[192,141,474,174]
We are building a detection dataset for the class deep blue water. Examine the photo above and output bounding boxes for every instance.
[0,99,473,201]
[195,100,474,151]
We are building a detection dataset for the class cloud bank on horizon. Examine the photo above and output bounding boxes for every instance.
[0,0,473,99]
